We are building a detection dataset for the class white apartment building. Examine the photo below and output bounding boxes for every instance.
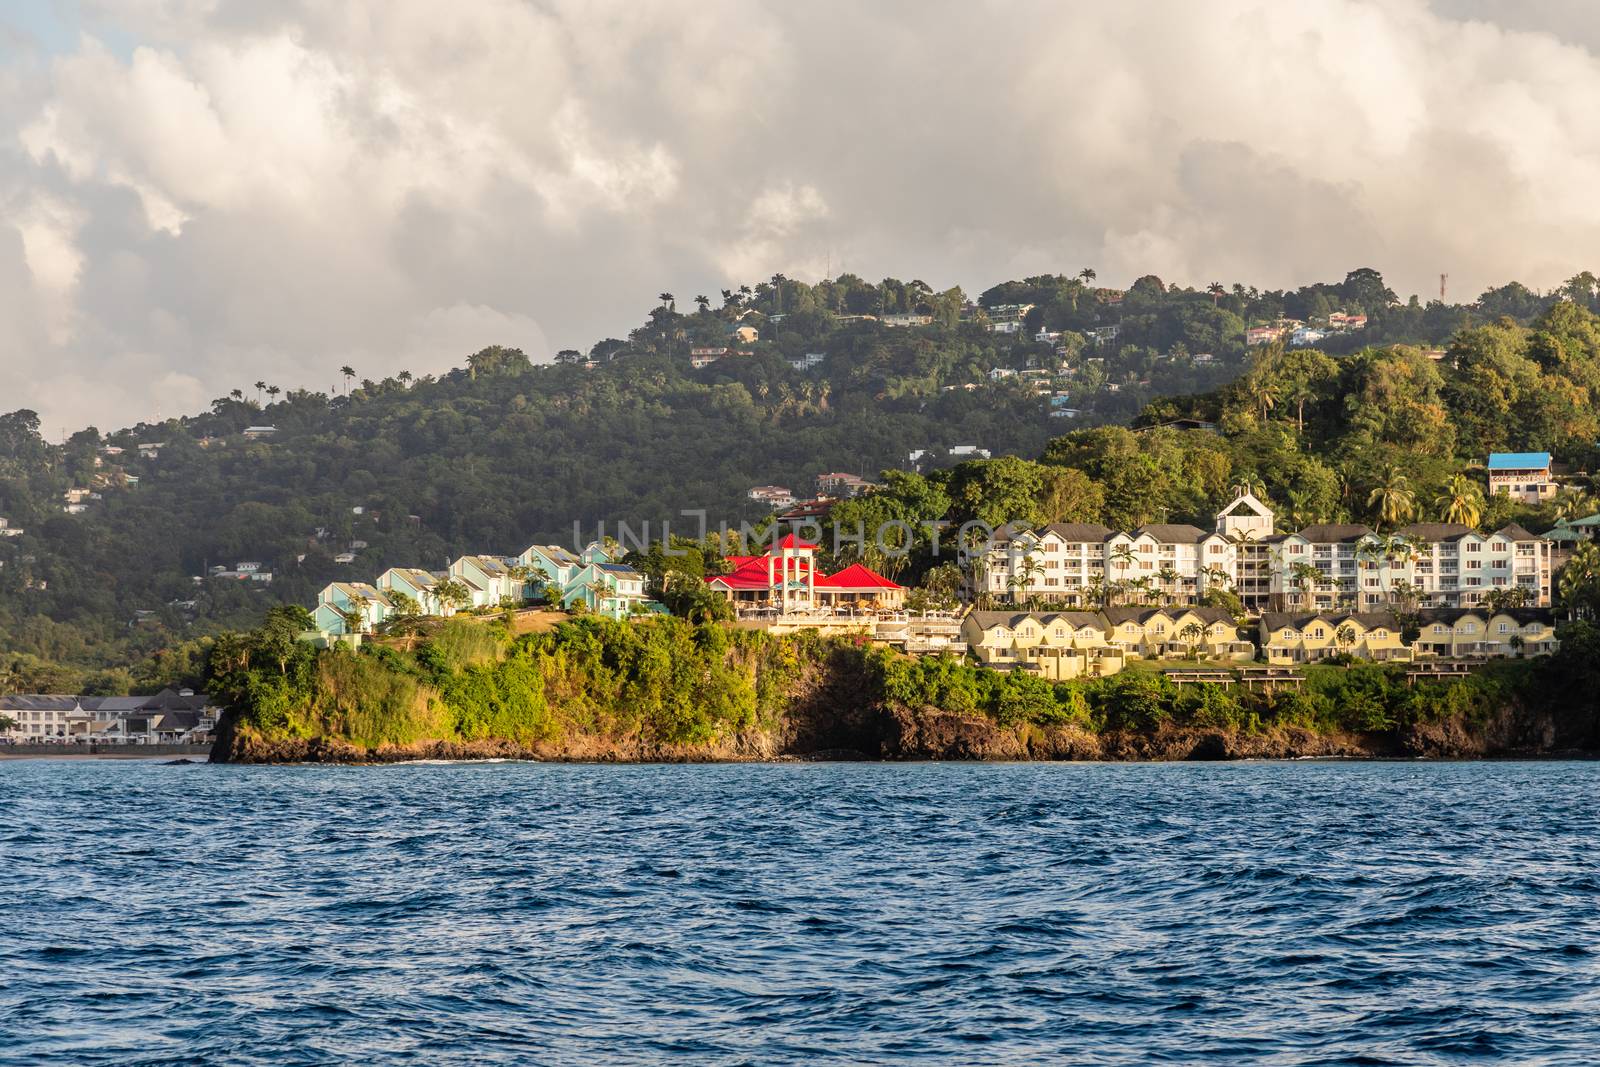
[1217,491,1275,610]
[979,522,1114,604]
[1105,525,1236,603]
[981,521,1235,606]
[1269,522,1552,611]
[1390,523,1550,608]
[977,491,1553,613]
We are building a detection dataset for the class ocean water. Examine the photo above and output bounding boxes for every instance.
[2,760,1599,1065]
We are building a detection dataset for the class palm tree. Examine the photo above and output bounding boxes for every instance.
[1156,565,1181,605]
[433,579,471,614]
[1335,624,1357,655]
[694,294,711,313]
[398,370,413,385]
[1285,378,1316,435]
[253,380,267,404]
[1558,543,1600,619]
[1207,282,1224,307]
[1178,621,1206,661]
[1434,474,1484,528]
[339,365,355,393]
[1367,467,1417,529]
[1007,552,1044,605]
[229,388,244,401]
[1290,561,1324,608]
[1246,374,1278,422]
[1556,491,1597,520]
[658,292,676,312]
[1078,267,1096,286]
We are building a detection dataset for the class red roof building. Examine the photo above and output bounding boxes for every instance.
[705,542,904,612]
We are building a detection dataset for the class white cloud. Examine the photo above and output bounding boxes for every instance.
[5,0,1600,434]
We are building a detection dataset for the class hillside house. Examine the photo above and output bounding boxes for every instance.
[1487,452,1555,503]
[375,567,448,616]
[313,582,393,635]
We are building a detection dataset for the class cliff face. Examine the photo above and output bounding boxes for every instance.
[211,687,1584,765]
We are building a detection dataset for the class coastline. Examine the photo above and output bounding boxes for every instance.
[0,743,213,760]
[211,703,1590,765]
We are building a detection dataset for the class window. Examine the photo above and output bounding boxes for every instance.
[1497,623,1510,634]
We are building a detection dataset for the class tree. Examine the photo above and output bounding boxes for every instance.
[1434,474,1484,527]
[1007,551,1044,605]
[266,385,281,402]
[1207,282,1224,308]
[254,380,267,404]
[1156,565,1181,605]
[694,294,711,313]
[1246,373,1278,423]
[1335,624,1357,654]
[1078,268,1096,286]
[1367,466,1416,529]
[1290,561,1324,607]
[1178,621,1206,660]
[1558,544,1600,619]
[434,579,472,614]
[658,292,676,312]
[1483,586,1531,613]
[340,366,355,393]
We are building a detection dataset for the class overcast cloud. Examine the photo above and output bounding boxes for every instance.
[3,0,1600,437]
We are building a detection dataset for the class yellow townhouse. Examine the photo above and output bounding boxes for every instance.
[1100,606,1254,662]
[1411,609,1560,659]
[1258,612,1413,665]
[960,611,1126,680]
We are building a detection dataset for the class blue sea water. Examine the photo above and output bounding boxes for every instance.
[2,760,1599,1065]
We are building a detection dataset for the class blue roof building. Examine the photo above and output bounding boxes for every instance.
[1486,452,1556,504]
[1486,452,1552,471]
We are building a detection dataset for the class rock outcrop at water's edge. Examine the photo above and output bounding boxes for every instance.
[212,689,1584,765]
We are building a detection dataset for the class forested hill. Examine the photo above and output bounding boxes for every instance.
[3,266,1599,691]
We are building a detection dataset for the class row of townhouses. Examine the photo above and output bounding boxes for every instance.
[311,541,662,637]
[0,690,219,744]
[979,490,1556,613]
[963,605,1561,681]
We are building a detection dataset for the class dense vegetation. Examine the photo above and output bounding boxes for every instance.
[210,610,1600,760]
[4,266,1600,689]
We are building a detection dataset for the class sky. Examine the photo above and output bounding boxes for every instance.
[4,0,1600,438]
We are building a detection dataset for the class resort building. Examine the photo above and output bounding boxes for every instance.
[1391,523,1551,608]
[704,535,905,613]
[448,555,521,608]
[1487,452,1556,503]
[1258,612,1413,664]
[374,567,447,616]
[961,610,1127,680]
[1412,608,1560,659]
[1100,606,1254,661]
[1216,490,1276,610]
[1267,524,1373,611]
[312,582,393,635]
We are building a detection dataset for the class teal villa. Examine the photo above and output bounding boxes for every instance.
[309,540,661,639]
